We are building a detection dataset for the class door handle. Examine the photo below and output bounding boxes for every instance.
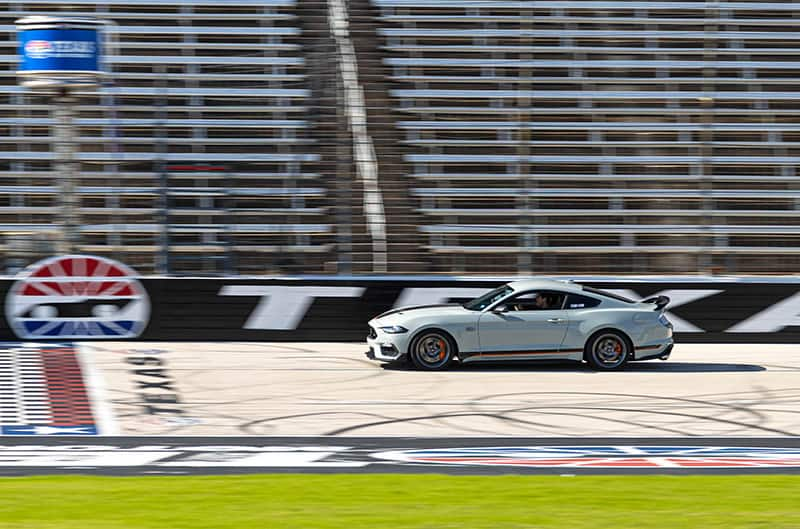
[547,318,566,324]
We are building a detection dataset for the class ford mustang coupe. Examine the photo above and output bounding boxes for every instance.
[366,279,673,371]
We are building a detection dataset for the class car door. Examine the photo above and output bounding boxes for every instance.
[477,290,569,359]
[559,292,604,354]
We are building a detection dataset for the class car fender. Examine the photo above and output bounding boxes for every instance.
[406,319,480,355]
[565,308,648,348]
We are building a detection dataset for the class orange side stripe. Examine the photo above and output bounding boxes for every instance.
[481,349,582,356]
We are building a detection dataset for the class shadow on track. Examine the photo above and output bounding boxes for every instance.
[621,362,765,373]
[381,360,765,373]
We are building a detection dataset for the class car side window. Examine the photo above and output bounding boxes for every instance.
[505,291,565,311]
[565,293,601,310]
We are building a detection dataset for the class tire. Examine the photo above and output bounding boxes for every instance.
[585,330,631,371]
[409,330,455,371]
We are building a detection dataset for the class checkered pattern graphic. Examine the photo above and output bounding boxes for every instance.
[0,343,97,435]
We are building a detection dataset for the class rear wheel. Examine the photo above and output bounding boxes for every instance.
[409,331,455,371]
[585,331,630,371]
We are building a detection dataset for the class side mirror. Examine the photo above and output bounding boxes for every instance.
[492,304,510,314]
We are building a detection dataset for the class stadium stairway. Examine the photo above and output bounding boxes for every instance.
[297,2,367,274]
[348,0,429,273]
[299,0,428,273]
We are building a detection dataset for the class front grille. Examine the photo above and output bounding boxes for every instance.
[368,326,377,339]
[380,344,399,358]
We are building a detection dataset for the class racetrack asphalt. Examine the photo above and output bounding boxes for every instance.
[3,342,800,475]
[85,342,800,437]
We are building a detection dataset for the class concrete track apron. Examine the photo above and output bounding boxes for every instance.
[76,342,800,437]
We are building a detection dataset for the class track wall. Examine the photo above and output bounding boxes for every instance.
[1,277,799,343]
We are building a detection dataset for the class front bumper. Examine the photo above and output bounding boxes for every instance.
[365,341,406,362]
[366,325,411,362]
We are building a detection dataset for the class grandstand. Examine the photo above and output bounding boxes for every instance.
[2,1,800,275]
[0,0,328,274]
[376,0,800,274]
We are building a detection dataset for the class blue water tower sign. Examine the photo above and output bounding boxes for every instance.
[20,28,99,72]
[16,16,105,88]
[15,16,109,256]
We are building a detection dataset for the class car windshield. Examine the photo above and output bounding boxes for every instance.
[462,285,513,311]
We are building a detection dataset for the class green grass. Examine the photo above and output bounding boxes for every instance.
[0,474,798,529]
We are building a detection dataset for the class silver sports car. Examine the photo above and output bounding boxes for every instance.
[366,279,674,371]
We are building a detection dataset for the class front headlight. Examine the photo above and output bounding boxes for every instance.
[379,325,408,334]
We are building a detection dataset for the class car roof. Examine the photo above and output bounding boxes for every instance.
[507,279,586,294]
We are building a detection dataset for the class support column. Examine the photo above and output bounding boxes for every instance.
[53,95,80,255]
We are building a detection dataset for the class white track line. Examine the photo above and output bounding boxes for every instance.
[76,342,119,435]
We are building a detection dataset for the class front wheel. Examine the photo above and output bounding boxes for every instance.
[585,331,630,371]
[409,331,455,371]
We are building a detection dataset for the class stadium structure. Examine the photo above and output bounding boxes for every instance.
[1,1,799,275]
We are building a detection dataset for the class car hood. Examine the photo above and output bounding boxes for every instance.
[372,303,469,322]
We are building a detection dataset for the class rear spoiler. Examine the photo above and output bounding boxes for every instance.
[641,295,670,311]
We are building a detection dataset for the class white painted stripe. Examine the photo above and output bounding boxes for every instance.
[76,343,119,435]
[18,349,52,425]
[8,351,22,428]
[0,346,53,430]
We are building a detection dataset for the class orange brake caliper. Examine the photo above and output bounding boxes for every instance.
[438,340,446,360]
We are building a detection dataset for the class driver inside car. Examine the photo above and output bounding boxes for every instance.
[511,293,553,311]
[534,294,550,309]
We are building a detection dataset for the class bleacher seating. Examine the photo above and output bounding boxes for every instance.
[3,1,800,275]
[0,0,328,274]
[375,0,800,273]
